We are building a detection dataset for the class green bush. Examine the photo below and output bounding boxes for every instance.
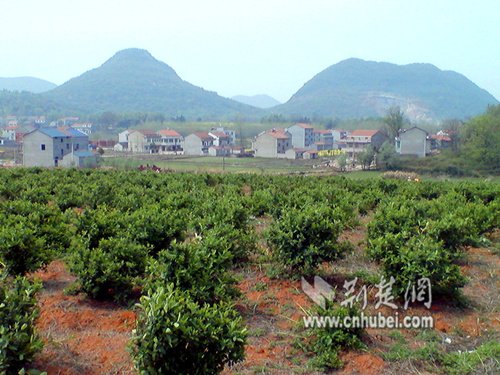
[299,303,365,371]
[131,285,246,375]
[266,204,346,276]
[0,272,43,373]
[69,236,149,301]
[126,204,187,256]
[382,235,467,295]
[0,221,49,276]
[145,237,238,304]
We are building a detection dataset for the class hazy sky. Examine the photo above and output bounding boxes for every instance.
[1,0,499,102]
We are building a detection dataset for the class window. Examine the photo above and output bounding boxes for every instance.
[66,144,70,150]
[60,138,63,143]
[41,144,46,151]
[75,144,80,150]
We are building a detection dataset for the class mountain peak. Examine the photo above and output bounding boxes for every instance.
[278,58,498,120]
[110,48,155,61]
[44,49,261,118]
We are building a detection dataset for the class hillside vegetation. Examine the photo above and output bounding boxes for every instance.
[275,58,498,120]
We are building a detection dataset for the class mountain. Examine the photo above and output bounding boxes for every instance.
[232,94,281,109]
[43,48,261,119]
[0,77,57,93]
[275,58,499,121]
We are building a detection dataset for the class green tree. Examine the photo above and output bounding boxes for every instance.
[337,154,347,172]
[358,146,375,170]
[384,106,405,144]
[441,118,462,153]
[460,105,500,172]
[377,141,398,170]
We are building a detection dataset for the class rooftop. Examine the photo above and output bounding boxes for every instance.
[158,129,181,137]
[265,128,290,139]
[349,129,380,137]
[192,132,214,141]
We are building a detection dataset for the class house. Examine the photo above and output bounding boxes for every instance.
[396,127,429,158]
[252,128,292,158]
[128,130,162,153]
[113,142,128,152]
[210,126,236,144]
[60,150,99,168]
[429,134,452,151]
[71,123,93,136]
[0,137,17,147]
[287,123,315,149]
[313,129,334,150]
[208,146,231,157]
[118,130,131,144]
[183,132,214,156]
[23,127,89,167]
[331,129,347,142]
[284,148,306,159]
[303,150,319,159]
[344,129,387,157]
[2,126,18,141]
[208,131,231,147]
[158,129,183,152]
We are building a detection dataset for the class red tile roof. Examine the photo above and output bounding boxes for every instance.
[193,132,214,141]
[313,129,332,135]
[158,129,181,137]
[349,129,380,137]
[209,131,229,138]
[265,128,290,139]
[430,134,452,142]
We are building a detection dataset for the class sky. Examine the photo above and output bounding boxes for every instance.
[1,0,499,103]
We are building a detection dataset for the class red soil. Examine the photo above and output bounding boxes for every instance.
[31,261,136,375]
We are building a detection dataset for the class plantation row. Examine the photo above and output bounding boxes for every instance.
[0,168,498,373]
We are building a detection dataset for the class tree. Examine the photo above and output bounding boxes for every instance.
[358,146,375,170]
[384,106,405,144]
[377,141,398,170]
[337,154,347,172]
[460,105,500,172]
[441,119,462,153]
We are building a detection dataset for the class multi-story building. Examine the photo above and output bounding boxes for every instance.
[23,127,92,167]
[158,129,183,152]
[286,123,315,148]
[396,127,429,157]
[344,129,387,157]
[252,128,292,158]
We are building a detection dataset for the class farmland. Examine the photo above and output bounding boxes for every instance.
[0,168,499,374]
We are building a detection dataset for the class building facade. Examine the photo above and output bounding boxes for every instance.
[287,123,315,148]
[396,127,429,157]
[183,132,214,156]
[252,128,292,158]
[344,129,387,157]
[23,127,89,167]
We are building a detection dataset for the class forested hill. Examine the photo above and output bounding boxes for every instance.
[42,48,262,119]
[275,58,498,121]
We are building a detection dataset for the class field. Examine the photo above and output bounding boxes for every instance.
[102,154,319,174]
[0,168,499,374]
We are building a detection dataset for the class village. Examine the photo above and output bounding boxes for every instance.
[0,115,453,169]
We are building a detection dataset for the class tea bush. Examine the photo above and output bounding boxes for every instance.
[298,303,365,370]
[69,236,149,301]
[266,203,347,276]
[131,285,246,375]
[0,272,43,372]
